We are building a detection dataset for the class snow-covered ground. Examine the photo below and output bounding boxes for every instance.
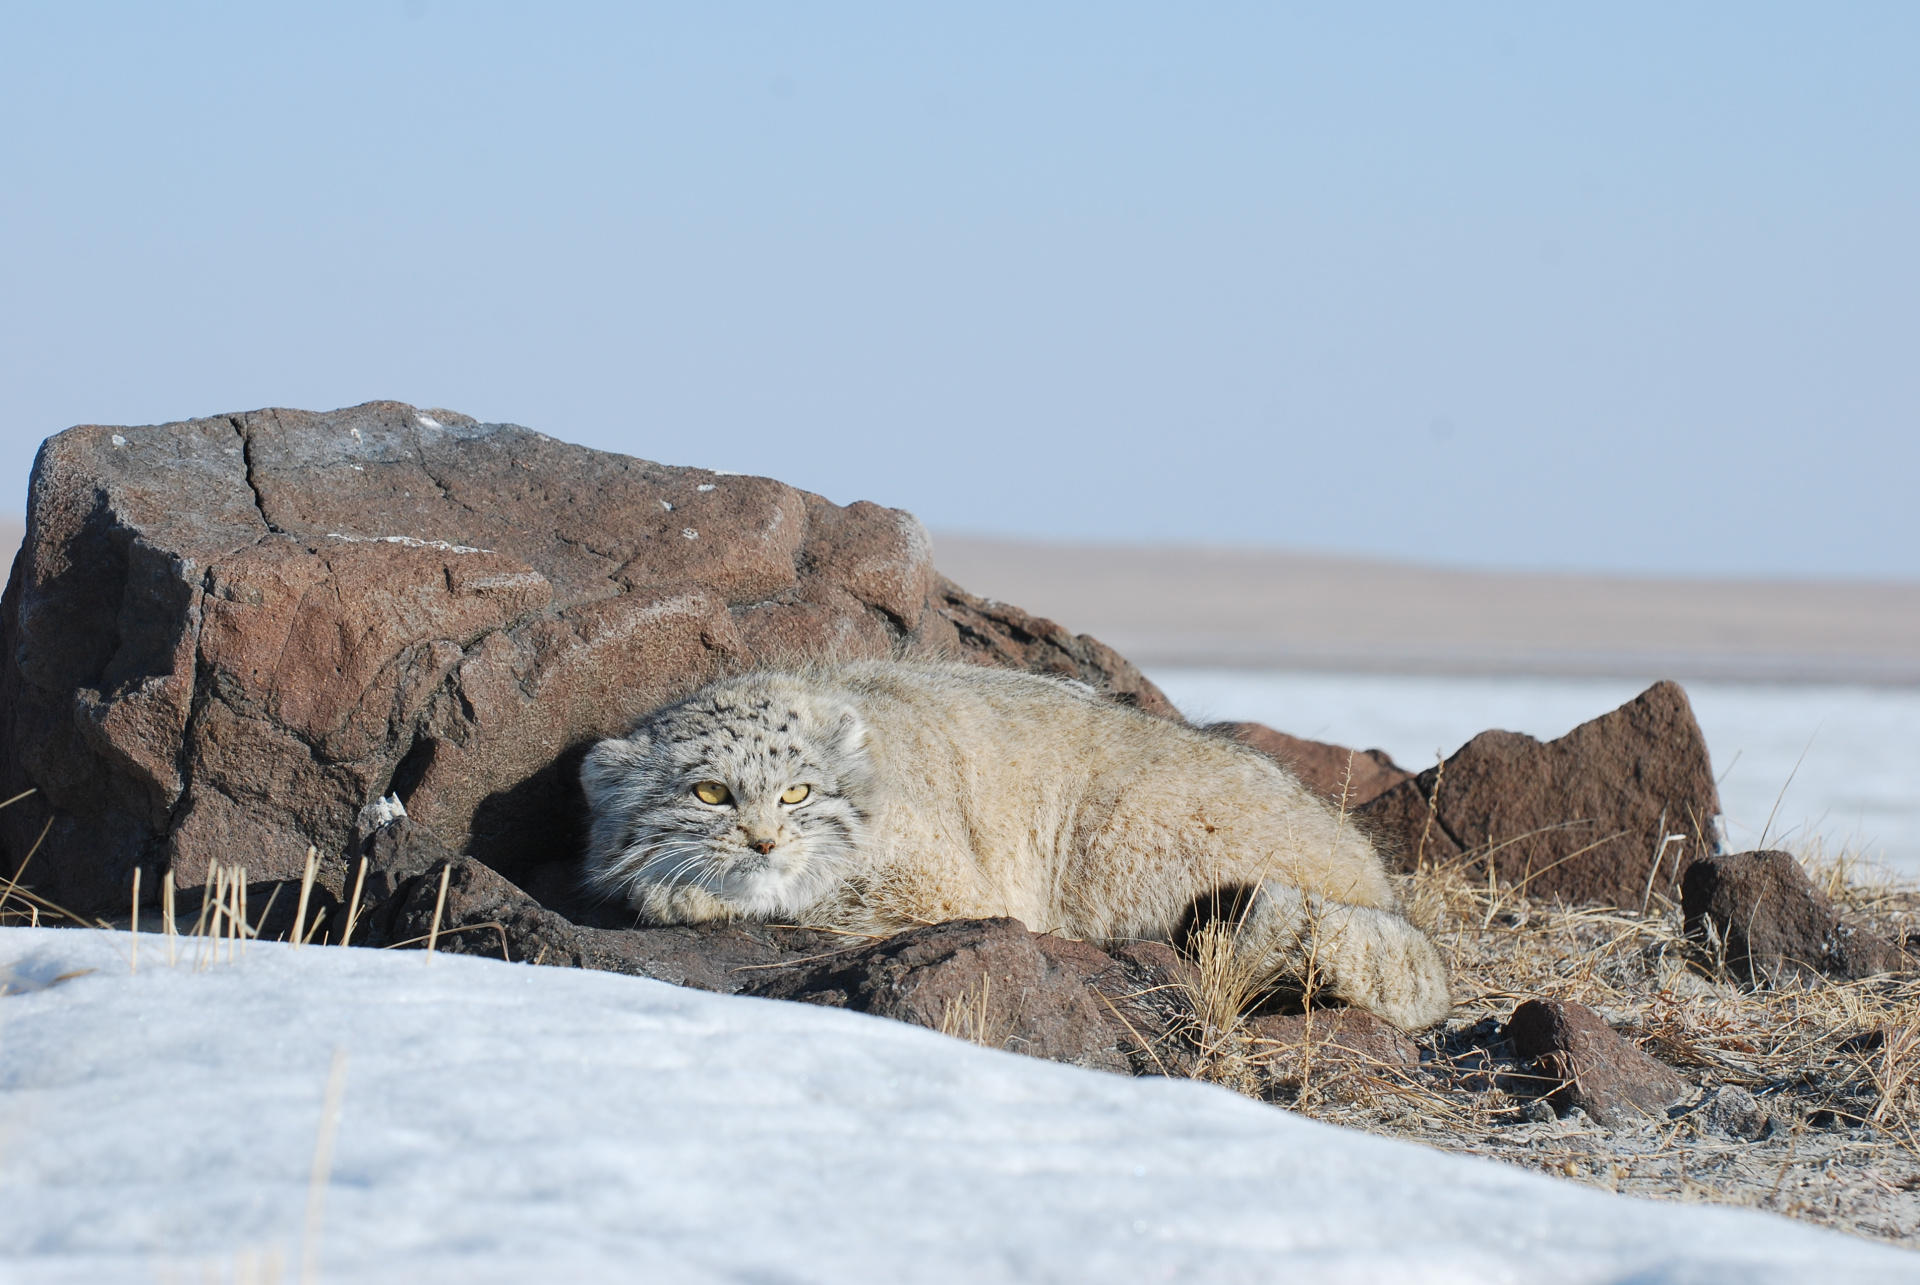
[2,928,1915,1283]
[1152,669,1920,878]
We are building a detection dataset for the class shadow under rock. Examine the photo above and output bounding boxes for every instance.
[458,740,618,922]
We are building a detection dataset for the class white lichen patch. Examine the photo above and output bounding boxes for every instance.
[324,533,492,554]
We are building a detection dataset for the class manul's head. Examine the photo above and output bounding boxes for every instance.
[579,672,872,922]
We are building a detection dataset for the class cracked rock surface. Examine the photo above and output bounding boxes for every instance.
[0,401,1171,916]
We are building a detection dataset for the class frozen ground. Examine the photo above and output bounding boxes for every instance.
[1151,670,1920,878]
[1,929,1916,1284]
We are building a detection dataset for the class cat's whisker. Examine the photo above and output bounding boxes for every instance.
[641,851,708,889]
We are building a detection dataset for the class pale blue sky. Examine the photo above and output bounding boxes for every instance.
[2,3,1914,577]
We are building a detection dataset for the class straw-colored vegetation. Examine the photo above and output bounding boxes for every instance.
[1151,827,1920,1246]
[939,974,1020,1051]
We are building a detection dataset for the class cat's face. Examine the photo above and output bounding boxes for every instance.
[580,677,872,921]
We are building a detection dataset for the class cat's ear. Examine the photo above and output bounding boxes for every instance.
[580,734,650,808]
[829,709,870,757]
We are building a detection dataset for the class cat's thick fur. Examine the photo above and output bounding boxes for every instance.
[581,660,1450,1030]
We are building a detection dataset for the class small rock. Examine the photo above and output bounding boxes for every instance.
[1244,1009,1420,1072]
[353,793,409,845]
[1696,1085,1772,1141]
[1521,1099,1558,1124]
[1681,850,1907,982]
[1505,998,1690,1128]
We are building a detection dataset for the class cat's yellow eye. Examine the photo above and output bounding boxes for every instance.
[780,784,811,805]
[693,781,732,806]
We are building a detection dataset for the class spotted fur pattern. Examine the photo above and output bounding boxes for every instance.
[581,660,1450,1029]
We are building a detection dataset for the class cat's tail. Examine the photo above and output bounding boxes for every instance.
[1238,883,1452,1032]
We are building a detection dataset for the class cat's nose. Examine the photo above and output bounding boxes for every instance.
[750,838,776,855]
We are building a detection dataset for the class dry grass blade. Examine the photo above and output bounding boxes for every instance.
[425,863,451,964]
[300,1046,350,1285]
[380,921,511,959]
[340,856,368,948]
[1867,1020,1920,1125]
[129,866,139,975]
[0,815,56,922]
[162,869,177,967]
[938,975,1017,1050]
[1185,919,1265,1055]
[292,846,317,951]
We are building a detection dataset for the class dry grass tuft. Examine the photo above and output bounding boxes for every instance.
[938,975,1018,1050]
[1184,835,1920,1245]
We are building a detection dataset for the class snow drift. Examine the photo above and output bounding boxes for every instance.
[0,927,1912,1284]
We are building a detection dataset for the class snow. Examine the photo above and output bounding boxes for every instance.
[2,929,1913,1283]
[1151,669,1920,877]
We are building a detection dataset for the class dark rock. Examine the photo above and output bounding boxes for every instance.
[1680,849,1907,982]
[371,850,853,990]
[370,860,1144,1073]
[1505,998,1689,1127]
[746,917,1134,1072]
[1090,939,1208,1076]
[1520,1099,1558,1124]
[1358,681,1722,907]
[1210,723,1412,808]
[1104,938,1197,990]
[0,401,1158,916]
[1354,776,1462,869]
[1245,1008,1420,1071]
[1841,1028,1891,1055]
[361,815,458,897]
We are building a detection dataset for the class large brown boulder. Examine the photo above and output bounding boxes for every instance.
[1357,681,1722,906]
[0,402,1172,917]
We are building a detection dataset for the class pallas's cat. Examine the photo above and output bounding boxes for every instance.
[581,660,1449,1030]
